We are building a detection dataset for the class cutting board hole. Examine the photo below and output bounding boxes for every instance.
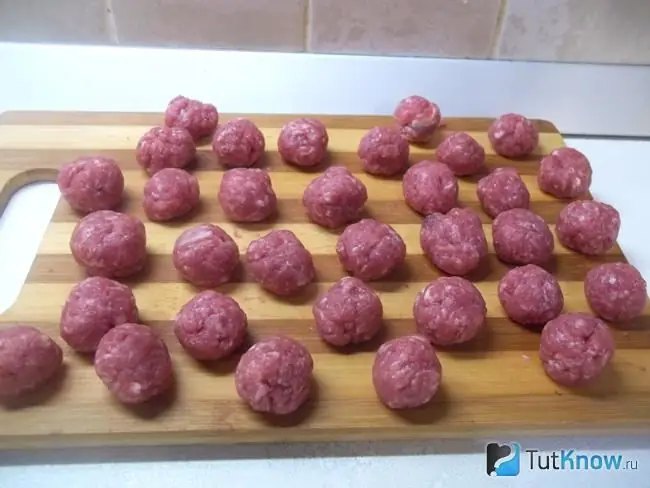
[0,183,60,313]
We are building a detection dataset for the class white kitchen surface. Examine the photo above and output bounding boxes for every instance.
[0,42,649,487]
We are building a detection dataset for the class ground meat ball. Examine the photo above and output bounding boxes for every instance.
[435,132,485,176]
[164,95,218,140]
[70,210,147,278]
[143,168,200,222]
[212,118,265,168]
[539,313,615,386]
[393,95,441,143]
[57,156,124,213]
[174,291,247,361]
[302,166,368,228]
[556,200,620,256]
[336,219,406,281]
[420,208,487,276]
[402,160,458,215]
[95,323,173,404]
[358,126,409,176]
[538,147,592,199]
[278,118,329,167]
[312,277,383,346]
[0,326,62,398]
[60,277,139,352]
[477,168,530,218]
[488,113,539,158]
[235,336,313,414]
[247,230,315,296]
[413,277,486,346]
[173,224,240,288]
[136,126,195,176]
[498,265,564,326]
[218,168,277,222]
[372,335,442,409]
[585,263,647,322]
[492,208,554,265]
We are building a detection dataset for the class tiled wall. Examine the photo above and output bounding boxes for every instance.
[1,0,649,64]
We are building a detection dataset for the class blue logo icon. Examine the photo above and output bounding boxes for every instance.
[486,442,521,476]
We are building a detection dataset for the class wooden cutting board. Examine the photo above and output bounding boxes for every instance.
[0,111,648,449]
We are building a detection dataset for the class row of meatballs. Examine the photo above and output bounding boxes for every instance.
[0,259,638,413]
[66,196,629,299]
[58,93,566,228]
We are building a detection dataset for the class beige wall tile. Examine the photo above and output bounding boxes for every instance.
[308,0,501,58]
[112,0,305,51]
[497,0,650,64]
[0,0,110,43]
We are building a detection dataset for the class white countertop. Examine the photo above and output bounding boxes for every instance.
[0,43,649,487]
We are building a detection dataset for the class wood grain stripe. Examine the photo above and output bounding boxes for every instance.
[35,222,623,256]
[27,253,624,284]
[0,112,560,133]
[0,149,552,175]
[52,198,571,225]
[5,281,643,323]
[10,318,650,354]
[0,126,565,156]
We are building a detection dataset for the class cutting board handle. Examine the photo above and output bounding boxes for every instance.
[0,168,58,215]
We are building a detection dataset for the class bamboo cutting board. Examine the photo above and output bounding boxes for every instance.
[0,111,648,449]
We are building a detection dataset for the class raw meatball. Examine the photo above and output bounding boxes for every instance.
[212,118,265,168]
[393,95,441,143]
[435,132,485,176]
[218,168,277,222]
[302,166,368,228]
[312,277,383,346]
[278,118,329,167]
[143,168,200,222]
[235,336,313,414]
[539,313,615,386]
[492,208,554,265]
[413,277,486,346]
[336,219,406,281]
[95,323,173,404]
[247,230,315,296]
[174,291,247,360]
[164,95,218,140]
[0,326,62,398]
[498,265,564,326]
[358,126,409,176]
[372,335,442,409]
[585,262,647,322]
[173,224,240,288]
[402,160,458,215]
[420,208,487,276]
[70,210,147,278]
[60,277,139,352]
[488,113,539,158]
[477,167,530,218]
[538,147,592,199]
[57,156,124,213]
[556,200,620,256]
[136,126,196,176]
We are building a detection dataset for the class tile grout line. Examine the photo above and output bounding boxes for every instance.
[303,0,311,53]
[488,0,509,59]
[105,0,119,44]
